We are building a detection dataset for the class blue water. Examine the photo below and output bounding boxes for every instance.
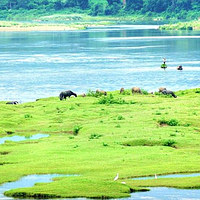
[0,174,79,200]
[0,133,49,145]
[0,25,200,102]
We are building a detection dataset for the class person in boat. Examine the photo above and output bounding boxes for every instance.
[161,57,167,69]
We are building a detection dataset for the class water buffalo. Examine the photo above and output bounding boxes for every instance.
[132,87,142,94]
[159,87,167,93]
[6,101,19,105]
[162,89,177,98]
[120,88,125,94]
[81,93,86,97]
[59,90,77,100]
[177,65,183,70]
[96,90,107,96]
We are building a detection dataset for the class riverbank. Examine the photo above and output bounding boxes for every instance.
[159,20,200,30]
[0,88,200,199]
[0,20,113,31]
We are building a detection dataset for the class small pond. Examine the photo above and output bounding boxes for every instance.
[0,134,49,145]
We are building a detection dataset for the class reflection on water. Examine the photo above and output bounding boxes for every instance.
[0,25,200,102]
[0,134,49,145]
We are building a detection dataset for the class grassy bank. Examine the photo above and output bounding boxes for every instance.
[0,88,200,198]
[159,20,200,30]
[0,19,113,31]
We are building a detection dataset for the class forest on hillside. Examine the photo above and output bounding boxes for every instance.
[0,0,200,19]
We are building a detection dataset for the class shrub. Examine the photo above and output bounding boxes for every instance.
[162,139,176,147]
[89,133,102,139]
[97,94,128,105]
[73,124,82,135]
[103,142,108,146]
[6,131,15,135]
[141,89,148,95]
[167,119,179,126]
[24,114,32,119]
[117,115,124,120]
[158,118,179,126]
[120,90,131,95]
[87,90,105,97]
[123,139,161,147]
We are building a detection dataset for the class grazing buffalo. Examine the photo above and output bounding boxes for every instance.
[158,87,167,93]
[81,93,86,97]
[120,88,125,94]
[177,65,183,70]
[6,101,19,105]
[96,90,107,96]
[162,89,177,98]
[132,87,142,94]
[59,90,77,100]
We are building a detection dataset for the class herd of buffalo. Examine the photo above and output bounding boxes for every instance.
[58,87,177,100]
[5,87,177,105]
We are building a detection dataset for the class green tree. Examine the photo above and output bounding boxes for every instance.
[107,0,121,5]
[105,2,122,14]
[126,0,143,11]
[0,0,9,9]
[90,2,106,15]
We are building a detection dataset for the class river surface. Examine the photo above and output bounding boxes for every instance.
[0,24,200,102]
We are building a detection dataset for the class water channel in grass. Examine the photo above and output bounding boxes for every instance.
[1,173,200,200]
[0,174,79,200]
[0,134,49,145]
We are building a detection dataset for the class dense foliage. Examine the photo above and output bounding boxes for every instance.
[0,0,200,19]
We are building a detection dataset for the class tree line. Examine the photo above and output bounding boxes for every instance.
[0,0,200,19]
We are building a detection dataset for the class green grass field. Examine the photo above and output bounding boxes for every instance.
[0,88,200,198]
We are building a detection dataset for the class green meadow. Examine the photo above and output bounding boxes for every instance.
[0,88,200,198]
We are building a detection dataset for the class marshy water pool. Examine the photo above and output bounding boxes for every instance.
[0,134,49,145]
[0,174,79,200]
[1,173,200,200]
[0,24,200,102]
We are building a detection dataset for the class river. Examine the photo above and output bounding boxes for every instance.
[0,24,200,102]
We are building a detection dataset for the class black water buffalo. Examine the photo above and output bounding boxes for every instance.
[177,65,183,70]
[6,101,19,105]
[162,89,177,98]
[59,90,77,100]
[158,87,167,93]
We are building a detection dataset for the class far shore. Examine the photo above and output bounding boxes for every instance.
[0,25,83,32]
